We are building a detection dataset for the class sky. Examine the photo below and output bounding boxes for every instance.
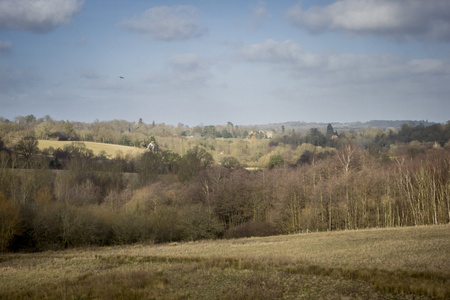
[0,0,449,126]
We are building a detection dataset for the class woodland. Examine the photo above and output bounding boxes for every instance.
[0,115,449,252]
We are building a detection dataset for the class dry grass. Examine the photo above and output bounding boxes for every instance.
[1,225,449,299]
[37,140,144,157]
[104,225,448,272]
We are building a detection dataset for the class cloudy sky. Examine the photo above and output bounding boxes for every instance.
[1,0,449,126]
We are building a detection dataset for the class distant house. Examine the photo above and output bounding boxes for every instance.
[246,129,275,139]
[259,130,275,138]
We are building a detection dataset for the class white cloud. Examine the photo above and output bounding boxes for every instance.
[237,39,450,82]
[237,39,323,68]
[287,0,450,41]
[0,40,12,54]
[234,39,450,123]
[120,5,207,41]
[0,0,84,33]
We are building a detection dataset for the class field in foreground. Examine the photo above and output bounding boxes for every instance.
[1,225,449,299]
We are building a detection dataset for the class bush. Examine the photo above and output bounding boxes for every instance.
[180,205,224,240]
[150,206,184,243]
[32,204,109,250]
[32,203,65,250]
[221,156,241,169]
[0,193,22,251]
[110,211,154,245]
[224,221,279,239]
[268,154,284,169]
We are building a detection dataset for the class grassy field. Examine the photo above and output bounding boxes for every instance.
[1,225,449,299]
[37,140,144,158]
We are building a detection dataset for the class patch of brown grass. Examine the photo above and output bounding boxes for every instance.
[1,258,398,300]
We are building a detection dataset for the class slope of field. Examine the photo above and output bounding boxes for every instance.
[1,225,448,299]
[38,140,144,157]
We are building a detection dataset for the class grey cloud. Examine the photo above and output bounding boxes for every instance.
[81,77,131,91]
[0,65,38,92]
[142,53,212,93]
[78,68,99,79]
[0,40,12,54]
[252,1,269,19]
[250,1,270,28]
[120,5,207,41]
[77,37,87,46]
[0,0,84,33]
[287,0,450,41]
[169,53,210,72]
[168,53,212,84]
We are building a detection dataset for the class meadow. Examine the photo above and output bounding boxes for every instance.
[1,225,448,299]
[37,140,144,158]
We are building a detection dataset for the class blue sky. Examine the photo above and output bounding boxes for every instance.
[1,0,449,126]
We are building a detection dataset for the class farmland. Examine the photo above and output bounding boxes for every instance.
[1,225,449,299]
[37,140,144,158]
[1,117,449,298]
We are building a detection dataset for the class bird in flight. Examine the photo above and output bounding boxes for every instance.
[119,76,124,79]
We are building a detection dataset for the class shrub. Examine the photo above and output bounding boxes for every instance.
[268,154,284,169]
[0,193,22,251]
[224,221,279,239]
[179,204,224,240]
[32,203,65,250]
[32,204,108,250]
[150,206,184,243]
[110,211,154,245]
[221,156,241,169]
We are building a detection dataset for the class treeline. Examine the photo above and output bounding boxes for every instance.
[0,115,251,145]
[0,130,449,251]
[4,115,449,170]
[5,115,448,149]
[271,122,450,149]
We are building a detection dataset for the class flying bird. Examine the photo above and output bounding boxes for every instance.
[119,76,124,79]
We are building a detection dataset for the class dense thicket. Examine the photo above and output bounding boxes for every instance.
[0,117,449,252]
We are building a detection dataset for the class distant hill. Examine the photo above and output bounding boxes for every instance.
[342,120,437,130]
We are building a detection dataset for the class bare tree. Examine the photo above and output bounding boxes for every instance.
[337,143,357,174]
